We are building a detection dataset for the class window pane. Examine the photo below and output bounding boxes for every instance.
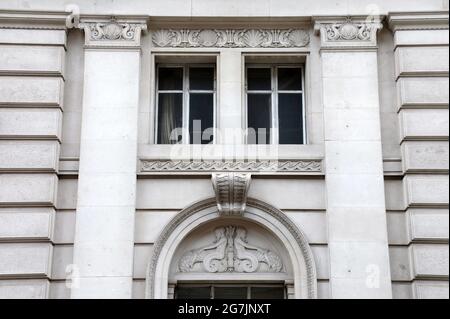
[189,93,214,144]
[158,67,183,90]
[247,94,271,144]
[278,68,302,91]
[176,287,211,299]
[157,93,183,144]
[190,67,214,90]
[214,287,248,299]
[247,68,271,91]
[251,287,285,299]
[278,93,303,144]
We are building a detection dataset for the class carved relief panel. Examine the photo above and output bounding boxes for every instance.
[171,221,291,278]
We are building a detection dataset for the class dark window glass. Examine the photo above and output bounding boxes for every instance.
[251,287,285,299]
[157,93,183,144]
[158,67,183,90]
[247,94,271,144]
[278,68,302,91]
[189,93,214,144]
[247,68,271,91]
[176,287,211,299]
[214,287,248,299]
[190,67,214,90]
[278,93,303,144]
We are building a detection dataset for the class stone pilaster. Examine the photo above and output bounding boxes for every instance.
[71,17,147,298]
[314,16,393,298]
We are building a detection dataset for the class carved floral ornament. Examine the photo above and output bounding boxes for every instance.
[152,28,310,48]
[140,159,322,173]
[79,18,147,46]
[314,17,383,47]
[178,225,284,273]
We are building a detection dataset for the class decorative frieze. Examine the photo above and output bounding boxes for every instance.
[314,17,382,48]
[212,173,251,216]
[140,159,322,173]
[178,225,284,273]
[80,18,147,47]
[152,28,310,48]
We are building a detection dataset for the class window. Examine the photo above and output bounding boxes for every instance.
[246,65,305,144]
[156,64,216,144]
[175,284,286,299]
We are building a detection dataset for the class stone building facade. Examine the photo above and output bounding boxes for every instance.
[0,0,448,299]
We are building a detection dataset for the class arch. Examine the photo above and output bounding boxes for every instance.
[145,197,318,299]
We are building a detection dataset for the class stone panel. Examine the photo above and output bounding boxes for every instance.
[411,244,449,278]
[0,76,64,106]
[133,244,153,279]
[0,174,58,206]
[0,29,66,46]
[0,45,65,75]
[56,179,78,210]
[397,77,449,108]
[413,280,449,299]
[385,179,406,211]
[400,109,449,140]
[392,282,413,299]
[134,211,178,244]
[402,141,449,173]
[0,243,52,277]
[136,178,215,209]
[0,141,59,171]
[0,279,49,299]
[249,178,325,210]
[386,212,409,245]
[0,208,55,241]
[408,208,449,241]
[0,108,62,139]
[53,211,76,244]
[389,246,413,281]
[394,29,449,46]
[395,46,449,77]
[404,175,449,206]
[51,245,73,280]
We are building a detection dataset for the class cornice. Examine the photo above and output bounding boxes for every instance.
[388,11,449,32]
[0,9,69,30]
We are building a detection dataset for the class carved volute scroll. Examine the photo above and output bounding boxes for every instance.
[314,16,383,48]
[211,173,251,217]
[79,17,147,47]
[178,225,284,273]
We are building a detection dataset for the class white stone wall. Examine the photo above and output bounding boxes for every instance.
[0,22,66,298]
[387,13,449,299]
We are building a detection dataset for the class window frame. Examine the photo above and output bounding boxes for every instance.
[155,63,217,144]
[174,283,287,299]
[245,64,306,145]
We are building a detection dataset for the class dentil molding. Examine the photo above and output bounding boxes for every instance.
[178,225,284,273]
[212,173,251,217]
[314,16,383,48]
[152,28,310,48]
[79,18,147,47]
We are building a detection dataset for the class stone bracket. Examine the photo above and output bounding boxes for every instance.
[211,173,251,216]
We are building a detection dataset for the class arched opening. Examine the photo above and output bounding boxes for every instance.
[145,197,317,299]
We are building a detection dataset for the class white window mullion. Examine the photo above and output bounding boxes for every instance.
[272,66,279,145]
[183,65,190,144]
